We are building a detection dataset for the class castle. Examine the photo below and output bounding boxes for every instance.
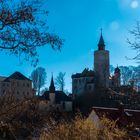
[72,31,121,95]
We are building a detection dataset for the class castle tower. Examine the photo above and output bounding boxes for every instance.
[94,30,110,88]
[114,66,121,87]
[49,75,55,104]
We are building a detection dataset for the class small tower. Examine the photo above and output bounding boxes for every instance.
[49,74,55,104]
[114,66,121,87]
[94,29,110,88]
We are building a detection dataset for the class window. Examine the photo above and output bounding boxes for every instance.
[27,83,30,87]
[23,83,25,87]
[27,92,29,95]
[17,91,19,95]
[3,83,5,87]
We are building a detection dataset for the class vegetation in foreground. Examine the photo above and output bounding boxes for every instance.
[40,115,128,140]
[0,95,138,140]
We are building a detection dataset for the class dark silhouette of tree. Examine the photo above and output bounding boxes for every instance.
[55,72,66,92]
[119,66,133,85]
[127,21,140,63]
[31,67,46,96]
[0,0,63,66]
[110,64,140,89]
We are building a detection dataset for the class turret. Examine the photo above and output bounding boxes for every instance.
[114,66,121,87]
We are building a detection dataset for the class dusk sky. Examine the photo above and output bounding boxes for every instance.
[0,0,140,91]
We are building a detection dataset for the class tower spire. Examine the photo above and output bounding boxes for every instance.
[101,28,103,35]
[49,73,55,93]
[98,28,105,50]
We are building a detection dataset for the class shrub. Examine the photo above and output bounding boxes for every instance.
[40,115,127,140]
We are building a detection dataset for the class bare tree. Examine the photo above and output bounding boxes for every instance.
[127,21,140,63]
[55,72,66,92]
[31,67,46,96]
[0,0,63,66]
[119,66,132,85]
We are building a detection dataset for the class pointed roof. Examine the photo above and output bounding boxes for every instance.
[98,28,105,50]
[4,71,31,82]
[43,91,72,103]
[115,66,120,74]
[49,74,55,93]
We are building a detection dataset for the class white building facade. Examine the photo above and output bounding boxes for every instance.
[0,72,34,99]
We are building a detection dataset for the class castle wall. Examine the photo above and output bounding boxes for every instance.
[72,77,95,95]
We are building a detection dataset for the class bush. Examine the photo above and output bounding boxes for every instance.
[40,115,127,140]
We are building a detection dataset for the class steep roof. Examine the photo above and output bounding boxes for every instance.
[98,29,105,50]
[4,72,31,82]
[72,68,95,78]
[42,91,72,103]
[49,75,55,93]
[115,66,121,74]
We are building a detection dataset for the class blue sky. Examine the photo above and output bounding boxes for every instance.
[1,0,140,92]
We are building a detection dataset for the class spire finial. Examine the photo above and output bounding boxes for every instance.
[100,28,103,35]
[98,28,105,50]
